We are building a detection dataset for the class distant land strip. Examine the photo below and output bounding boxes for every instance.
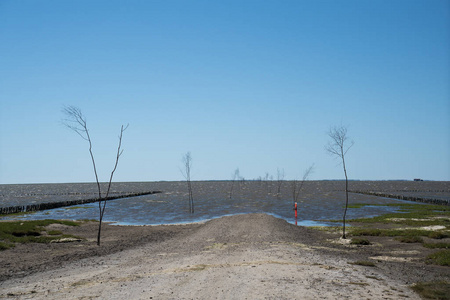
[350,190,449,206]
[0,191,162,215]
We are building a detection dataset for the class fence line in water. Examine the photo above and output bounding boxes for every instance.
[0,191,162,215]
[349,190,449,206]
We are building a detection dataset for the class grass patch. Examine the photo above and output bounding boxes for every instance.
[47,230,63,235]
[65,206,91,210]
[351,227,448,239]
[0,241,14,250]
[350,228,382,236]
[423,243,450,249]
[349,260,376,267]
[428,231,448,239]
[0,211,35,217]
[0,219,81,249]
[412,281,450,300]
[395,236,424,243]
[350,238,371,245]
[427,250,450,266]
[348,203,450,227]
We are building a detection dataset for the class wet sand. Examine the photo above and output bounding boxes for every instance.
[0,214,447,299]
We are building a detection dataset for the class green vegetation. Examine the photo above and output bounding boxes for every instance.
[350,228,382,236]
[65,206,92,210]
[0,211,34,217]
[350,238,371,245]
[0,241,14,250]
[0,220,81,250]
[343,203,449,244]
[412,281,450,300]
[395,236,424,243]
[335,202,450,268]
[47,230,63,235]
[348,203,450,227]
[423,243,450,249]
[427,250,450,266]
[429,231,448,239]
[351,227,447,239]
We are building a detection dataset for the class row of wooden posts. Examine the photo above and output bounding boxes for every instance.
[2,189,448,215]
[0,191,161,215]
[350,190,450,206]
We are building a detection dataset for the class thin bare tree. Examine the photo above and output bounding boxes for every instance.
[181,152,194,213]
[276,168,285,196]
[229,168,240,199]
[291,165,314,206]
[325,125,354,239]
[62,106,128,245]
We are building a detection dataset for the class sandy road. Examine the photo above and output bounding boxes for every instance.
[0,214,420,299]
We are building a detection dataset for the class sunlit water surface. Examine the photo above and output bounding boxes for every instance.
[0,181,424,226]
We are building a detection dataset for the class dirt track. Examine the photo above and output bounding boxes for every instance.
[1,214,436,299]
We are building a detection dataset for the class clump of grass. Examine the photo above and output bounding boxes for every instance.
[0,241,14,250]
[382,228,432,237]
[396,236,424,243]
[423,243,450,249]
[351,227,446,240]
[428,231,448,239]
[427,250,450,266]
[0,219,81,249]
[347,204,369,209]
[65,206,91,210]
[411,281,450,300]
[348,260,376,267]
[350,228,382,236]
[350,238,371,245]
[47,230,63,236]
[0,211,34,217]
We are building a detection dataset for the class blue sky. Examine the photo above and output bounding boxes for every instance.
[0,0,449,184]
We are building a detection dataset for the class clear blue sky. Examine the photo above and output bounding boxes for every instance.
[1,0,449,184]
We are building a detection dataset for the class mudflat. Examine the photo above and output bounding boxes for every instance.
[0,214,448,299]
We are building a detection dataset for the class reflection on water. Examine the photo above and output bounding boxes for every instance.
[0,181,415,226]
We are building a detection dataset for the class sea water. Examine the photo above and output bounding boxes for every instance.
[0,181,425,226]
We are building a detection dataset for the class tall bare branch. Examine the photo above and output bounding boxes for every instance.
[325,125,353,239]
[276,168,285,196]
[62,106,128,245]
[181,152,194,213]
[229,168,240,199]
[292,164,314,205]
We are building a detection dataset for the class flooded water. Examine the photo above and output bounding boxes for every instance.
[3,181,445,226]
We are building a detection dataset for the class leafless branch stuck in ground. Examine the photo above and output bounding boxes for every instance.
[276,168,285,196]
[62,105,128,245]
[181,152,194,214]
[229,168,240,199]
[325,125,354,239]
[291,165,314,206]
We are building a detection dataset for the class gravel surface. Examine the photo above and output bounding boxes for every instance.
[0,213,447,299]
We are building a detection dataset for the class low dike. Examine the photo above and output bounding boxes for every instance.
[0,191,161,215]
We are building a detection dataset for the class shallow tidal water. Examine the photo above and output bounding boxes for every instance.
[0,181,433,226]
